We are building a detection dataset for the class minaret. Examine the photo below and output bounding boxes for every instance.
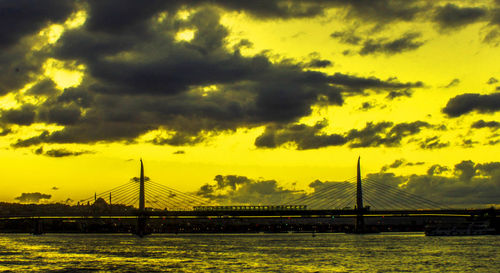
[355,156,365,233]
[139,159,145,212]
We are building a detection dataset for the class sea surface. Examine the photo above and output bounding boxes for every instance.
[0,233,498,272]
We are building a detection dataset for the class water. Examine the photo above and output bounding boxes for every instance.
[0,233,498,272]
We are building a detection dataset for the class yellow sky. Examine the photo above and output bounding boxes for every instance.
[1,2,499,204]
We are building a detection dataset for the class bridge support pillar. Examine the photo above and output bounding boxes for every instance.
[136,215,149,237]
[32,218,43,235]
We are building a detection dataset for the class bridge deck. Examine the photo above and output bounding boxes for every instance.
[0,209,496,219]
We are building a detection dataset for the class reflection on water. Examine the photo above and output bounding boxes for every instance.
[0,233,498,272]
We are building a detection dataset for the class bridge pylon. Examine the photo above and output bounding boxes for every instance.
[354,156,366,233]
[135,159,149,237]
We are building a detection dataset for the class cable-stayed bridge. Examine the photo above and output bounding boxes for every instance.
[1,158,497,235]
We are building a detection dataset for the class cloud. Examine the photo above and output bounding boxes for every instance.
[7,6,363,147]
[371,160,500,207]
[255,120,432,150]
[25,79,59,96]
[254,119,347,149]
[380,158,425,172]
[442,93,500,117]
[487,77,498,85]
[151,132,205,146]
[0,2,432,149]
[444,78,460,88]
[347,121,430,148]
[462,138,478,148]
[196,174,299,205]
[331,30,362,45]
[433,4,487,30]
[1,105,36,126]
[331,31,425,56]
[44,148,92,158]
[217,0,428,24]
[33,147,93,157]
[340,0,428,25]
[359,101,375,111]
[303,58,333,68]
[471,120,500,131]
[15,192,51,203]
[328,73,423,95]
[0,0,76,49]
[427,164,449,176]
[386,89,413,100]
[418,136,449,149]
[359,32,424,55]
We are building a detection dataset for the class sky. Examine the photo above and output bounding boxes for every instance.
[0,0,499,208]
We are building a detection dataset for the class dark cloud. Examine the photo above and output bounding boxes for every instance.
[44,105,82,126]
[427,164,449,176]
[347,121,430,148]
[25,79,59,96]
[371,160,500,207]
[0,127,12,136]
[380,159,404,172]
[381,158,425,172]
[196,174,298,205]
[328,73,423,94]
[418,136,449,149]
[15,192,51,203]
[433,4,487,30]
[406,161,425,166]
[454,160,476,182]
[34,146,43,155]
[1,105,36,126]
[304,58,333,68]
[254,119,346,149]
[444,78,460,88]
[483,28,500,46]
[43,148,93,158]
[489,138,500,145]
[332,31,425,56]
[255,120,432,150]
[331,30,362,45]
[151,132,205,146]
[442,93,500,117]
[359,101,375,111]
[12,6,357,147]
[0,43,46,96]
[0,0,76,49]
[346,121,392,147]
[340,0,428,25]
[390,159,404,168]
[487,77,498,85]
[217,0,428,24]
[359,32,424,55]
[462,138,478,148]
[0,1,425,149]
[471,120,500,131]
[32,146,92,157]
[386,89,412,100]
